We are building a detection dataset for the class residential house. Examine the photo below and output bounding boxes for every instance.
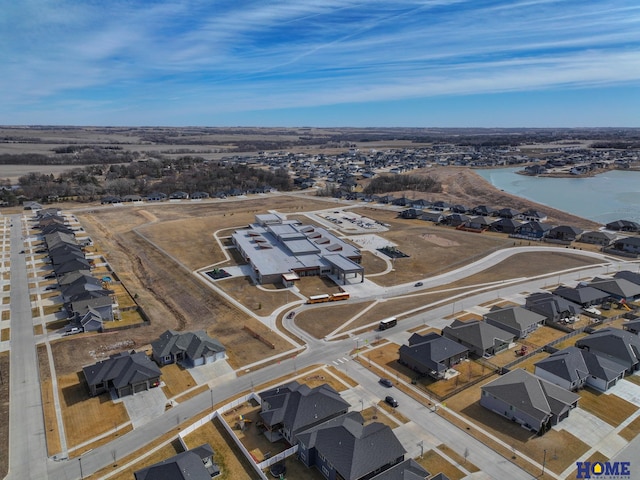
[259,381,350,444]
[495,208,520,219]
[515,221,553,239]
[151,330,226,367]
[484,306,546,338]
[398,332,468,379]
[190,191,210,199]
[547,225,583,242]
[368,459,430,480]
[450,204,468,214]
[579,230,616,246]
[552,286,609,307]
[296,411,407,480]
[622,318,640,335]
[534,346,625,392]
[615,270,640,287]
[399,208,422,219]
[465,216,492,231]
[575,327,640,374]
[605,220,640,232]
[420,212,445,224]
[82,350,161,397]
[588,277,640,302]
[134,443,220,480]
[490,217,521,234]
[443,213,469,227]
[519,209,548,222]
[525,292,582,323]
[471,205,494,216]
[442,320,515,357]
[480,368,579,434]
[611,237,640,256]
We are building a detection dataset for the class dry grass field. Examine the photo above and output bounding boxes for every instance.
[444,378,591,475]
[415,449,465,480]
[619,415,640,441]
[216,276,290,315]
[294,300,376,338]
[57,372,130,451]
[0,329,8,341]
[438,444,480,473]
[103,439,183,480]
[577,388,638,427]
[160,363,197,399]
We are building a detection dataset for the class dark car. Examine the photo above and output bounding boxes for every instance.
[385,396,399,407]
[379,378,393,388]
[269,462,286,478]
[414,282,423,287]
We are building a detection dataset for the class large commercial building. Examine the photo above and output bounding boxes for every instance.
[232,214,363,285]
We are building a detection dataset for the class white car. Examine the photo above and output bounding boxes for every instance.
[584,306,601,315]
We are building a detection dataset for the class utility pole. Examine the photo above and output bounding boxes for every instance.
[79,457,84,480]
[542,449,547,476]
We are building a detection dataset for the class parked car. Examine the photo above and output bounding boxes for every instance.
[64,327,82,336]
[385,396,399,407]
[414,282,423,287]
[379,378,393,388]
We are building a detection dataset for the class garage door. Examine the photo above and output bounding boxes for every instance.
[134,382,147,393]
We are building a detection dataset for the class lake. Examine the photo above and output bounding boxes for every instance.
[474,167,640,225]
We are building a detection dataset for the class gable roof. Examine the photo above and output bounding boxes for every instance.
[259,381,350,436]
[615,270,640,286]
[134,444,217,480]
[297,412,406,480]
[588,278,640,299]
[82,351,161,389]
[575,327,640,369]
[400,333,468,374]
[152,330,225,360]
[552,286,609,305]
[482,369,579,423]
[484,306,546,331]
[442,320,515,351]
[534,346,625,384]
[370,459,429,480]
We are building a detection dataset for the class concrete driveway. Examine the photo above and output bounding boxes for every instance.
[120,387,168,429]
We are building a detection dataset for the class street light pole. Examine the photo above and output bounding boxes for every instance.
[79,457,84,480]
[542,449,547,476]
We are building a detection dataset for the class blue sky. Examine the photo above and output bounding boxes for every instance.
[2,0,640,127]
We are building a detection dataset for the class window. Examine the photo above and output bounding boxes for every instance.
[322,466,329,476]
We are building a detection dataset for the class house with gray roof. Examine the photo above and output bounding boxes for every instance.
[547,225,583,242]
[369,459,429,480]
[297,411,406,480]
[623,318,640,335]
[442,320,515,357]
[259,381,350,444]
[579,230,616,246]
[82,351,161,398]
[612,237,640,256]
[552,286,609,307]
[134,443,220,480]
[398,332,468,379]
[525,292,582,323]
[480,368,579,434]
[484,306,546,338]
[151,330,226,368]
[615,270,640,287]
[588,277,640,302]
[575,327,640,374]
[534,346,625,392]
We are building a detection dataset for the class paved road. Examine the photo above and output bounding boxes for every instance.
[0,207,631,480]
[6,214,48,480]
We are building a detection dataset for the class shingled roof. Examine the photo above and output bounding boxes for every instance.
[82,351,161,391]
[152,330,225,360]
[297,412,406,480]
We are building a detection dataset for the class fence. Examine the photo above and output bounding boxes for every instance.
[178,392,270,480]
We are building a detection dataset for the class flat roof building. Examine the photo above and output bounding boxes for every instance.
[232,215,363,284]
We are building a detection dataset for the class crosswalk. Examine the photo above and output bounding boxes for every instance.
[332,356,352,365]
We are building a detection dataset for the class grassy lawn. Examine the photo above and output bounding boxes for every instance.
[619,415,640,441]
[43,304,63,316]
[0,353,9,480]
[294,300,376,338]
[444,379,591,475]
[103,309,146,329]
[57,372,130,450]
[623,375,640,387]
[326,365,359,388]
[578,388,638,427]
[216,276,290,315]
[415,449,465,480]
[361,405,400,429]
[563,451,608,480]
[295,275,345,298]
[300,368,351,393]
[438,443,480,473]
[525,325,566,348]
[98,439,182,480]
[160,363,197,399]
[377,401,409,424]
